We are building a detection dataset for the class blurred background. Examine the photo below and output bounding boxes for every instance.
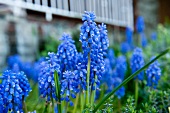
[0,0,170,70]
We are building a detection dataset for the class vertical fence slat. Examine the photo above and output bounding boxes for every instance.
[34,0,40,5]
[70,0,74,12]
[42,0,48,6]
[63,0,68,10]
[51,0,57,8]
[57,0,62,9]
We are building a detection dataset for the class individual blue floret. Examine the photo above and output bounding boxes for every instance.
[130,48,145,80]
[146,57,161,88]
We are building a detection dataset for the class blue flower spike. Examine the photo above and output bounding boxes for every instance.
[130,48,145,80]
[0,70,31,112]
[60,71,79,106]
[38,52,60,102]
[146,56,161,88]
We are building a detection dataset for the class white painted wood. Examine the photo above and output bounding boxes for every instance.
[35,0,40,5]
[0,0,134,29]
[51,0,57,8]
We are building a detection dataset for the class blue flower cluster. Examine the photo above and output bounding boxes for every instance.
[115,56,127,80]
[0,70,31,112]
[60,71,79,106]
[136,16,145,33]
[136,16,147,47]
[120,27,133,54]
[98,23,109,56]
[74,63,87,90]
[130,47,145,80]
[56,33,78,75]
[107,49,115,67]
[38,52,60,102]
[121,42,131,54]
[80,11,109,89]
[146,57,161,88]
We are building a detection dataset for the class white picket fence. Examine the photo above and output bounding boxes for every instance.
[0,0,134,29]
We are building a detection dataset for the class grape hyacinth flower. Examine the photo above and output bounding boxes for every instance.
[74,63,87,90]
[80,11,109,88]
[140,32,147,47]
[60,71,79,106]
[7,55,22,69]
[115,56,127,80]
[57,33,78,74]
[130,48,145,80]
[107,49,115,68]
[146,57,161,88]
[0,84,5,112]
[136,16,145,33]
[102,58,113,88]
[98,23,109,56]
[80,11,100,58]
[126,27,133,45]
[12,63,20,73]
[120,42,131,54]
[38,52,60,102]
[11,63,32,98]
[0,70,24,112]
[16,72,32,98]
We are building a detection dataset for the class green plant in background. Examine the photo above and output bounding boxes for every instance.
[72,30,82,52]
[122,96,136,113]
[40,35,60,57]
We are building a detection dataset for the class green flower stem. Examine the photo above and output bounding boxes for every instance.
[93,47,170,112]
[51,97,55,113]
[54,71,61,113]
[118,99,121,112]
[22,96,27,113]
[65,102,68,113]
[135,80,138,107]
[86,56,91,105]
[43,103,49,113]
[91,75,97,109]
[73,93,79,113]
[80,92,85,112]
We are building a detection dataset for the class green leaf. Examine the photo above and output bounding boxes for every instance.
[93,47,170,112]
[54,71,61,113]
